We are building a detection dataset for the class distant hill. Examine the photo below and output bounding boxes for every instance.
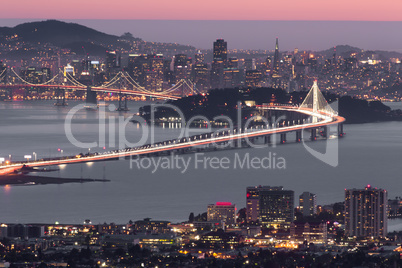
[0,20,139,56]
[320,44,402,60]
[0,20,118,45]
[319,45,361,58]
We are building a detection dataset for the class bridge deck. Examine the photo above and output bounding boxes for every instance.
[0,106,345,175]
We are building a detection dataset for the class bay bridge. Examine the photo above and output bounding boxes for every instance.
[0,81,345,175]
[0,67,199,107]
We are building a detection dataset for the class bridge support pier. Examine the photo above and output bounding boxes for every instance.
[117,93,129,111]
[311,128,317,141]
[280,133,286,144]
[338,123,344,137]
[5,88,12,101]
[295,130,302,143]
[264,135,271,144]
[54,88,68,106]
[322,126,328,139]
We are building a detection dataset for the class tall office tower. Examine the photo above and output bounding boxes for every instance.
[259,186,294,229]
[195,50,204,64]
[223,57,240,88]
[272,38,280,74]
[207,202,236,225]
[211,39,227,89]
[345,185,388,238]
[246,186,263,223]
[211,60,224,89]
[246,186,294,228]
[105,51,121,79]
[213,39,227,61]
[299,192,317,217]
[174,54,190,81]
[148,54,164,92]
[245,70,262,88]
[128,54,149,87]
[264,56,272,74]
[193,63,209,91]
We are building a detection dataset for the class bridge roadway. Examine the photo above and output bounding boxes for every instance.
[0,84,180,100]
[0,106,345,175]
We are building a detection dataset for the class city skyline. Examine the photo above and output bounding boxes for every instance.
[1,19,402,51]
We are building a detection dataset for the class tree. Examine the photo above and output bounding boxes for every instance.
[189,212,194,223]
[120,32,134,41]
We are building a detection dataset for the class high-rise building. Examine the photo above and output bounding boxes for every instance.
[106,51,121,79]
[213,39,227,61]
[245,70,262,88]
[223,57,240,88]
[299,192,317,217]
[211,39,228,89]
[272,38,280,74]
[174,54,190,82]
[345,185,388,238]
[259,186,294,229]
[148,54,164,92]
[211,60,224,89]
[247,186,294,228]
[207,202,236,225]
[128,54,149,87]
[244,58,256,71]
[193,63,209,91]
[195,50,204,64]
[246,186,264,223]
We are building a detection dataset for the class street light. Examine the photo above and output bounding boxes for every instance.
[33,152,37,161]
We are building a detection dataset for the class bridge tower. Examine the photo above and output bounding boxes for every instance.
[300,80,344,137]
[54,69,68,106]
[117,73,129,111]
[0,66,12,101]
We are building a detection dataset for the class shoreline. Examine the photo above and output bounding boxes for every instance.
[0,174,110,186]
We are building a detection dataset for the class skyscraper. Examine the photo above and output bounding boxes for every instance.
[193,63,209,91]
[211,39,228,89]
[272,38,280,74]
[245,70,262,88]
[128,54,149,86]
[259,186,294,229]
[345,185,388,238]
[195,50,204,64]
[213,39,227,61]
[174,54,190,82]
[105,51,121,79]
[223,57,240,88]
[148,54,164,92]
[299,192,317,217]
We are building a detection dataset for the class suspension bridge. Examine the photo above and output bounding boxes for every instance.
[0,81,345,175]
[0,67,200,103]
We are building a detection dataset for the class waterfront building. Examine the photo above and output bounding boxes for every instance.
[345,185,388,238]
[299,192,317,217]
[207,202,236,225]
[258,186,294,229]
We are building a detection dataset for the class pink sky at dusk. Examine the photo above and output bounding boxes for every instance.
[2,0,402,21]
